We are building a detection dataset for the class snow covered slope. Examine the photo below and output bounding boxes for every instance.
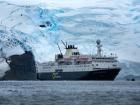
[0,0,140,77]
[0,1,139,62]
[117,60,140,78]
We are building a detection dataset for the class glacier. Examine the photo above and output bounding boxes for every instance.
[0,0,140,78]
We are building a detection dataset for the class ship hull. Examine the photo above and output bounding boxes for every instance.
[37,68,120,80]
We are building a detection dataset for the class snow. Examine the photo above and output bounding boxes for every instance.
[0,0,139,62]
[117,60,140,78]
[0,61,10,78]
[0,0,140,77]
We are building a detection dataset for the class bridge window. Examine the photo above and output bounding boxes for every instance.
[113,64,117,66]
[72,52,80,55]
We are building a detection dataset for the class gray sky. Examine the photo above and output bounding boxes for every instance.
[0,0,130,9]
[0,0,96,7]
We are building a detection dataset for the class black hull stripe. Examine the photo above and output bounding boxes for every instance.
[37,68,120,81]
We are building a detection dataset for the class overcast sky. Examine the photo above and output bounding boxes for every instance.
[0,0,131,9]
[0,0,96,7]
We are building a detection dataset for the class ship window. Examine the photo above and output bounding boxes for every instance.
[96,64,98,66]
[55,69,63,72]
[113,64,117,66]
[72,52,80,55]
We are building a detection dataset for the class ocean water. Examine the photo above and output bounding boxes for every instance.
[0,81,139,105]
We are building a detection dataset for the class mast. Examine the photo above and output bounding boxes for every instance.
[96,39,102,57]
[61,40,67,48]
[57,43,62,55]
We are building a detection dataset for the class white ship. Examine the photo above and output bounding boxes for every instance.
[37,40,121,80]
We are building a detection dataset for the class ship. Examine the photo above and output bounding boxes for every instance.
[37,40,121,80]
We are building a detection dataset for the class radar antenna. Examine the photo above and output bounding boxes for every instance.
[96,39,102,57]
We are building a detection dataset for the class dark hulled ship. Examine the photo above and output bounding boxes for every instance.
[0,40,121,80]
[37,40,121,80]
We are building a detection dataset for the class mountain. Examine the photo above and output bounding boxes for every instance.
[121,75,140,81]
[0,1,140,62]
[116,60,140,80]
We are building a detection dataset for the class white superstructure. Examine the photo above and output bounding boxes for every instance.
[37,40,120,73]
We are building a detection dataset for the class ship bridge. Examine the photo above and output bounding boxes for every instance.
[55,43,92,64]
[64,45,80,57]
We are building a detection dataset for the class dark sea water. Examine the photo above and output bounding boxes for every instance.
[0,81,139,105]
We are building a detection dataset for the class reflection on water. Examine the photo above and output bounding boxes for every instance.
[0,81,140,105]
